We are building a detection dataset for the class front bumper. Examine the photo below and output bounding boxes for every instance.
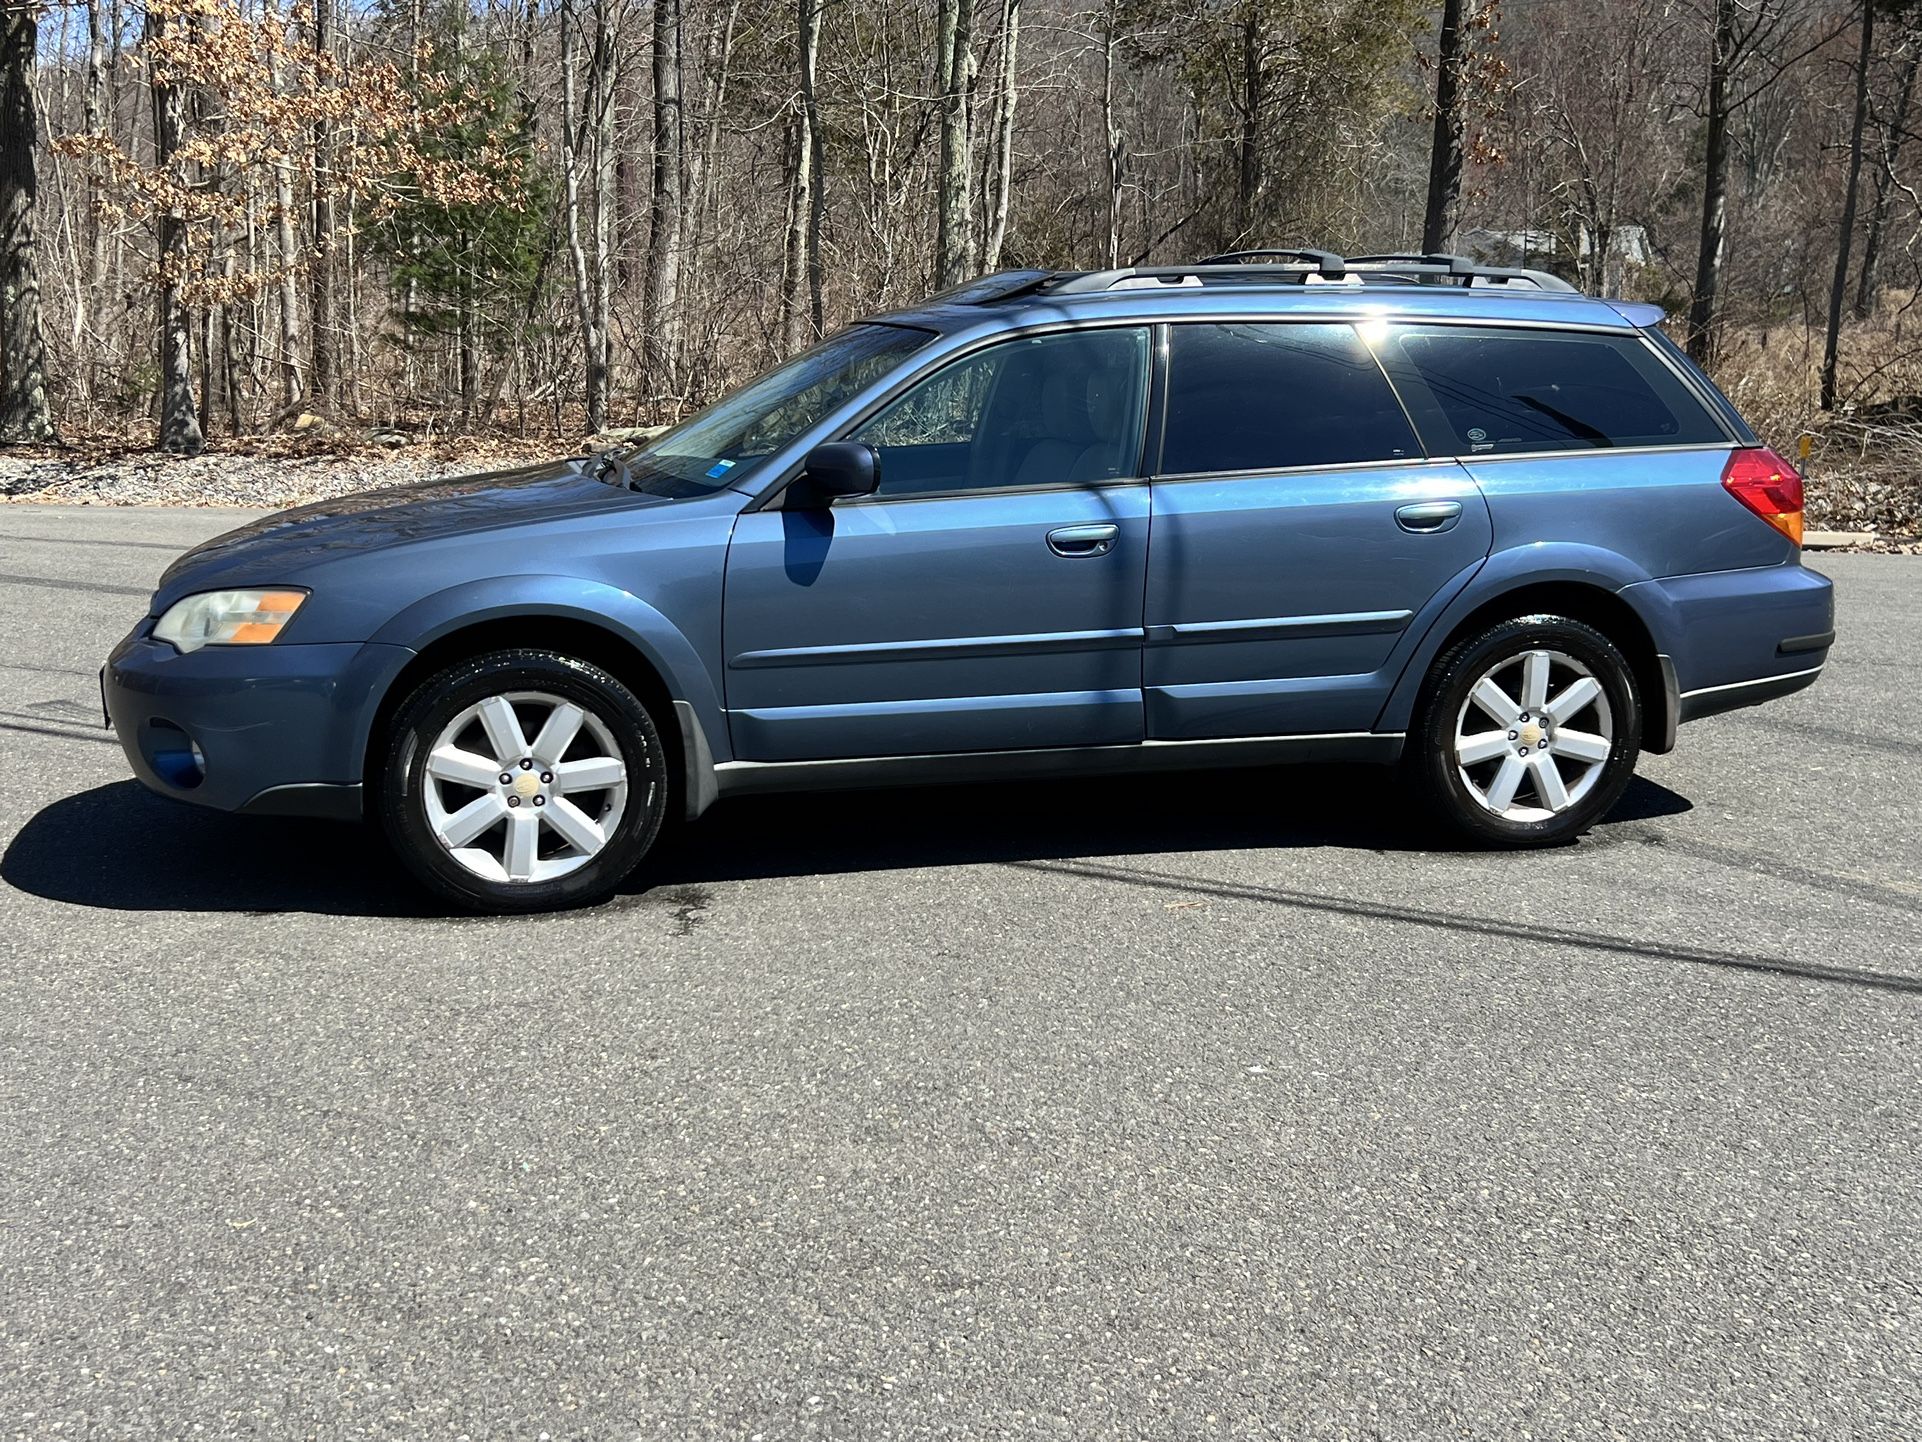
[103,622,415,819]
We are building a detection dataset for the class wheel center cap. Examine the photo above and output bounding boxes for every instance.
[512,772,542,801]
[1520,722,1544,747]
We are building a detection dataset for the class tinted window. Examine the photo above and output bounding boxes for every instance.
[1382,326,1727,455]
[1160,323,1420,475]
[853,328,1150,496]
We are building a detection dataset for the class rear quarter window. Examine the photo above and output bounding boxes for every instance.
[1379,326,1728,456]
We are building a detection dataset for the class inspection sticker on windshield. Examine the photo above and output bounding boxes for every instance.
[705,459,737,479]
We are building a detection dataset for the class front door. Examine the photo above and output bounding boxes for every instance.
[1144,321,1493,739]
[723,326,1155,761]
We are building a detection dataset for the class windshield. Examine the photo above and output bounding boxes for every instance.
[619,324,936,496]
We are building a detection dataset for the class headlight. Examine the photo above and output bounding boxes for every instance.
[153,589,308,653]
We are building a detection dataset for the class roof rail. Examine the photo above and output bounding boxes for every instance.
[1199,248,1348,277]
[1046,250,1578,296]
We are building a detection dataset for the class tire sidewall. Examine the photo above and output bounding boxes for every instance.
[381,650,669,912]
[1414,615,1642,846]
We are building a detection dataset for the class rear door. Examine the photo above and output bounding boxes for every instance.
[722,326,1155,761]
[1372,322,1767,572]
[1143,321,1492,739]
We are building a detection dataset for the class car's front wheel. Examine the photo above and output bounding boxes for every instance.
[1407,614,1642,847]
[378,649,670,911]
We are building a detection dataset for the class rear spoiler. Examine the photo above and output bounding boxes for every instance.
[1606,300,1666,328]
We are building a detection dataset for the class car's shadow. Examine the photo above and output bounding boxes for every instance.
[0,769,1693,919]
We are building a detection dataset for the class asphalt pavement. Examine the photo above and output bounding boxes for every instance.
[1,503,1918,1439]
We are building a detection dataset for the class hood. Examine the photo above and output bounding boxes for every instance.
[154,457,668,605]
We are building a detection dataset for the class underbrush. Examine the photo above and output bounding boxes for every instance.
[1710,316,1922,537]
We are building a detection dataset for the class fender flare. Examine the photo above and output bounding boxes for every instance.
[1373,543,1668,735]
[363,574,731,801]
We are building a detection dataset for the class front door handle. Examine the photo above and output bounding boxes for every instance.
[1047,523,1119,557]
[1395,500,1464,534]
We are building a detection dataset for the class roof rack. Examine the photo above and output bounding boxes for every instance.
[1041,249,1577,296]
[1198,248,1350,277]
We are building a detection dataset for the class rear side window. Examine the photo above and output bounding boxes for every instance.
[1380,326,1727,456]
[1160,323,1421,475]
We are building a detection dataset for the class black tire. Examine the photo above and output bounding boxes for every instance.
[378,649,671,912]
[1405,614,1641,848]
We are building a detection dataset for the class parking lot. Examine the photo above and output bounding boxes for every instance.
[2,503,1918,1438]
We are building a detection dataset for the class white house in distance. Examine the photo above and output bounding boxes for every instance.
[1460,225,1651,294]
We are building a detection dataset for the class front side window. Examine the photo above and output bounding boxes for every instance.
[852,327,1151,497]
[620,323,933,495]
[1379,326,1727,456]
[1160,323,1421,476]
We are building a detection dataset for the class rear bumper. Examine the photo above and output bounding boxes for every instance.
[1623,562,1833,735]
[1678,664,1824,723]
[103,623,413,819]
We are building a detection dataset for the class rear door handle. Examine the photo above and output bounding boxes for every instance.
[1395,500,1464,534]
[1047,523,1119,557]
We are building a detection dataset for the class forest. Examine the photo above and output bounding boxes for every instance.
[0,0,1918,531]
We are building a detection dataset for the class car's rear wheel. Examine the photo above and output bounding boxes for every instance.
[1407,614,1641,847]
[379,649,669,912]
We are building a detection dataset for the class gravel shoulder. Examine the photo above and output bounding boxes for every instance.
[0,445,551,509]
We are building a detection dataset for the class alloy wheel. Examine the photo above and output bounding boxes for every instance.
[421,689,629,884]
[1452,648,1615,823]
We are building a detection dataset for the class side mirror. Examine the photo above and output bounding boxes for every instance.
[796,441,880,502]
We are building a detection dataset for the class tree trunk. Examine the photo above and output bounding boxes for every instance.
[591,3,616,412]
[1102,0,1123,267]
[265,0,305,413]
[559,0,608,433]
[1855,41,1916,320]
[1686,0,1735,363]
[147,2,202,453]
[0,0,55,442]
[981,0,1019,270]
[644,0,684,396]
[799,0,822,330]
[310,0,335,409]
[79,0,108,386]
[272,152,305,412]
[1235,6,1260,239]
[935,0,976,286]
[1421,0,1468,254]
[1821,2,1876,411]
[781,96,812,353]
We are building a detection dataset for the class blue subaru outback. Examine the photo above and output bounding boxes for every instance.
[104,251,1834,912]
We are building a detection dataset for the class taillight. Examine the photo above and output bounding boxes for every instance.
[1721,446,1804,545]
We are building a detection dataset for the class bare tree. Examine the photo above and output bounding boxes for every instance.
[560,0,613,432]
[935,0,976,285]
[1,0,55,441]
[1855,29,1918,316]
[644,0,685,396]
[267,0,305,413]
[780,0,816,353]
[1101,0,1123,266]
[981,0,1019,270]
[1822,1,1877,409]
[1422,0,1470,253]
[1685,0,1737,360]
[146,1,202,453]
[311,0,335,408]
[79,0,109,386]
[800,0,825,333]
